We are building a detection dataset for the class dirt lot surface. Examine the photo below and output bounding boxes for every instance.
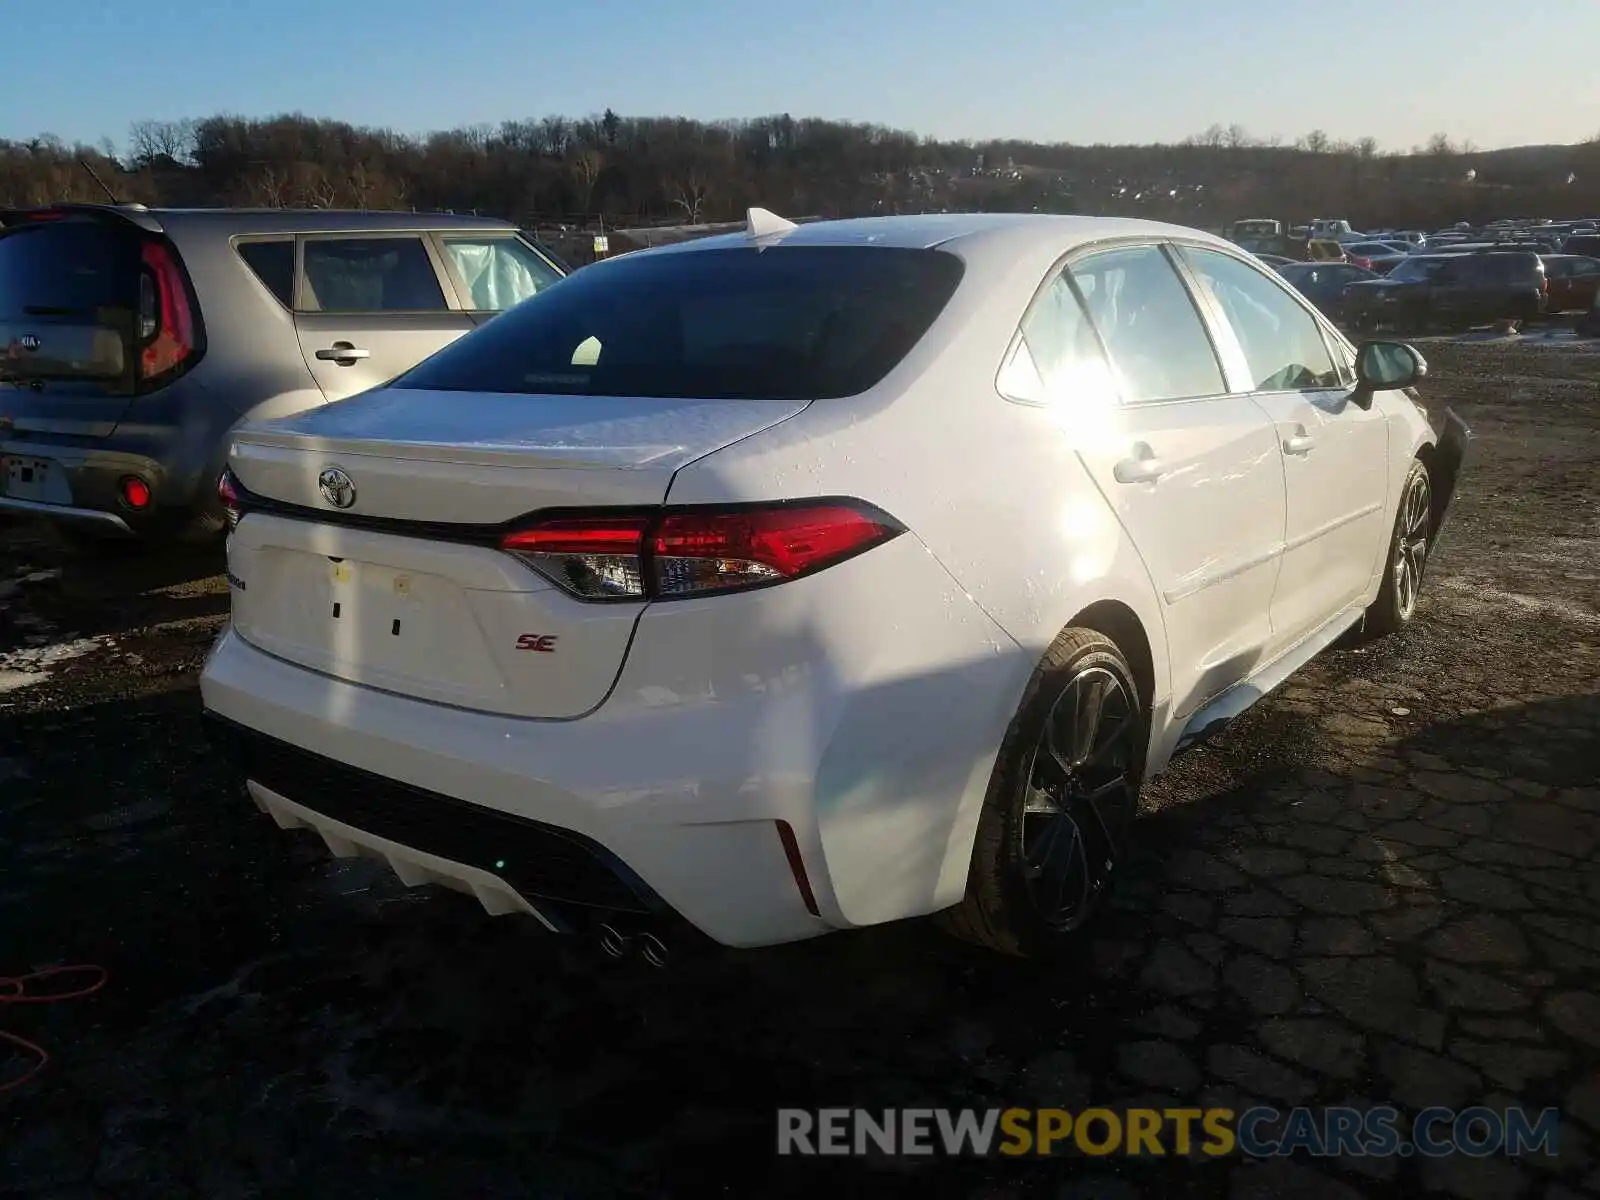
[1,340,1597,1198]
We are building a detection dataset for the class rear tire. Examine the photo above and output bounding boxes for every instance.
[1363,458,1433,639]
[939,628,1146,957]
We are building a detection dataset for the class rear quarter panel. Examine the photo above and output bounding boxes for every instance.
[663,235,1174,745]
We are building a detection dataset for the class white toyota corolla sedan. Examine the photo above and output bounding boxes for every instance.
[200,210,1470,959]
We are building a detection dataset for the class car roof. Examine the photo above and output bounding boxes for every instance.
[634,212,1241,263]
[4,203,517,236]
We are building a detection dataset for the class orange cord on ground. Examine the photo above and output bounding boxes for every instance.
[0,965,109,1095]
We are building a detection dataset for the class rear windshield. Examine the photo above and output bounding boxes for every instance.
[393,245,966,400]
[0,219,140,315]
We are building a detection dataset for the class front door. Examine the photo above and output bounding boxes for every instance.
[294,233,474,402]
[1175,245,1390,659]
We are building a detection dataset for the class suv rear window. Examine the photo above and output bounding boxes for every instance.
[393,245,966,400]
[0,219,140,314]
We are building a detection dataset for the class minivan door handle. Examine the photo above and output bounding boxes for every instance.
[1113,444,1168,484]
[315,342,370,365]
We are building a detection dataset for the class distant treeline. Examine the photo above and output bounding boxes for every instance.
[4,112,1599,232]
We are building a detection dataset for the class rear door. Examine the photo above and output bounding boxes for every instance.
[0,215,144,438]
[293,232,473,402]
[1058,243,1287,719]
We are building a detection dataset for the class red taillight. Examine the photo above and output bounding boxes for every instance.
[499,502,903,601]
[501,516,651,599]
[119,476,151,510]
[138,240,196,383]
[217,468,242,528]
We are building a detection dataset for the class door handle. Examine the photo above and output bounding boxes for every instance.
[315,342,370,365]
[1113,444,1167,484]
[1283,432,1316,455]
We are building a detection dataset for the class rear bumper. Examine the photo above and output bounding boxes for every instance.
[0,494,133,534]
[199,533,1031,948]
[0,435,199,538]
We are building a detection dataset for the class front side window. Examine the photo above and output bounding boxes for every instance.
[300,236,446,313]
[1179,247,1341,392]
[1067,245,1225,404]
[440,236,564,312]
[395,245,963,400]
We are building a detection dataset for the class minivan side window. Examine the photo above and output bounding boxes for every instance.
[996,270,1118,409]
[300,237,447,313]
[235,239,293,307]
[1178,247,1341,392]
[1068,245,1226,404]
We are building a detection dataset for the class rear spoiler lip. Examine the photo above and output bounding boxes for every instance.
[0,203,165,234]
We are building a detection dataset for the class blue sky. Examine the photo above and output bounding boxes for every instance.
[4,0,1598,153]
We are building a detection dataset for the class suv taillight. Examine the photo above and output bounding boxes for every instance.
[138,240,197,386]
[500,501,904,601]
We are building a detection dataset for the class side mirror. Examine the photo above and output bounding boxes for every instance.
[1353,340,1427,408]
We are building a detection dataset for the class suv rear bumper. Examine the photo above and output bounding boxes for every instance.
[0,494,134,534]
[0,431,210,538]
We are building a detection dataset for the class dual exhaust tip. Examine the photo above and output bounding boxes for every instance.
[597,922,669,968]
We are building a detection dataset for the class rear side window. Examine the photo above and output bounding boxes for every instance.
[440,236,563,311]
[996,271,1118,410]
[236,240,293,307]
[1068,245,1225,403]
[394,245,965,400]
[301,237,446,313]
[0,220,139,314]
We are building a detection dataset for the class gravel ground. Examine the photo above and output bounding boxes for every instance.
[1,339,1597,1199]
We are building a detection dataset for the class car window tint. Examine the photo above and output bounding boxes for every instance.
[1067,246,1224,403]
[301,237,446,312]
[997,271,1119,408]
[235,240,293,306]
[395,246,963,400]
[1179,247,1341,392]
[440,236,563,312]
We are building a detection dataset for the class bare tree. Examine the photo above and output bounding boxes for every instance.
[127,119,195,167]
[570,149,604,214]
[669,168,710,223]
[1301,129,1331,154]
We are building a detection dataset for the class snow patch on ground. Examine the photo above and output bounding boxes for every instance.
[0,637,113,693]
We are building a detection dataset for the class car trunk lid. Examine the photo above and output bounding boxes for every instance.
[225,387,809,717]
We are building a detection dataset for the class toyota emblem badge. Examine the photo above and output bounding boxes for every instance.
[318,466,356,509]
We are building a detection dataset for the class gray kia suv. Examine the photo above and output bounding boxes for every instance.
[0,204,566,543]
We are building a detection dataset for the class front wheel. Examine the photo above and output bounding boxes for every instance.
[1363,458,1433,638]
[940,628,1146,957]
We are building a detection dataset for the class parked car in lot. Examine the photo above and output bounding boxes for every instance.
[0,204,565,545]
[200,210,1469,959]
[1560,232,1600,258]
[1340,241,1411,274]
[1540,255,1600,313]
[1345,250,1547,332]
[1581,287,1600,337]
[1275,261,1378,321]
